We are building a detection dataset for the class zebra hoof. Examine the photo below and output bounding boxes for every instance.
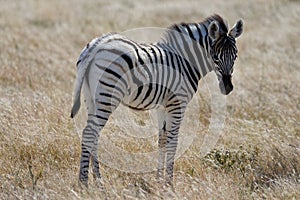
[165,181,174,190]
[156,171,164,183]
[161,183,176,198]
[94,178,105,190]
[78,179,88,190]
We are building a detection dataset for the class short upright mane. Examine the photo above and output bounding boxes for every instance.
[204,14,229,33]
[167,14,228,35]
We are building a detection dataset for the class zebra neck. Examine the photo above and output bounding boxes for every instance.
[158,23,214,80]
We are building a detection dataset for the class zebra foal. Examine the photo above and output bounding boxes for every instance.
[71,14,243,187]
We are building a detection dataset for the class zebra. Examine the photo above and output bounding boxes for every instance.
[71,14,243,187]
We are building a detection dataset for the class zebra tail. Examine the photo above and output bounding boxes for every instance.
[71,35,110,118]
[70,43,92,118]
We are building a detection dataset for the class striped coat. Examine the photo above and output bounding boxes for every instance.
[71,14,243,187]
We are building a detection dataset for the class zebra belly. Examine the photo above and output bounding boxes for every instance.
[122,83,167,110]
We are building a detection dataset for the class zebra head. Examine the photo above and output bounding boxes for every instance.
[208,19,243,95]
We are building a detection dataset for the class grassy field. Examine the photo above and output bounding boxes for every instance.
[0,0,299,199]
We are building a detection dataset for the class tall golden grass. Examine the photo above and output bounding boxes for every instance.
[0,0,299,199]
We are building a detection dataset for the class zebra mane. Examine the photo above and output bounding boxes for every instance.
[204,14,229,34]
[167,14,229,36]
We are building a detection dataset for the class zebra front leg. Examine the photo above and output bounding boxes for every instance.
[157,125,167,181]
[156,109,167,181]
[164,103,185,187]
[165,130,179,187]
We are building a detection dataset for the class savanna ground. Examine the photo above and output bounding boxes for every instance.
[0,0,299,199]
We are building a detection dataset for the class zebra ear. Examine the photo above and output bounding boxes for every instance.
[229,19,243,38]
[208,21,220,41]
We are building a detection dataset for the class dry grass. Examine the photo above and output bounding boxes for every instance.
[0,0,299,199]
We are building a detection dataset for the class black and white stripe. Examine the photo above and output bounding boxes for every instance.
[71,14,243,187]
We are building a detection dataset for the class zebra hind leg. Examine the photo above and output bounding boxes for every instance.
[79,89,121,188]
[79,115,108,188]
[91,141,101,179]
[79,118,100,188]
[91,136,107,190]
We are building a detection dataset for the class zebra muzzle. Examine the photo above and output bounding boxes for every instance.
[220,75,233,95]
